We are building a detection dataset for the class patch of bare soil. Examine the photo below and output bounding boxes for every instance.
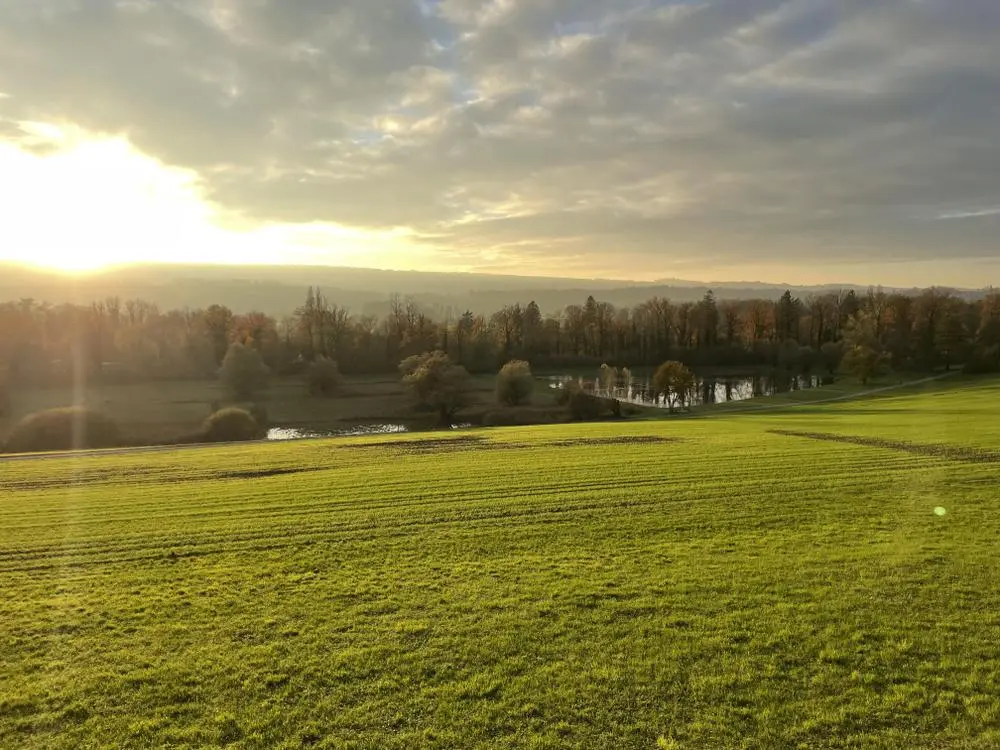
[768,430,1000,464]
[543,436,681,448]
[351,435,488,452]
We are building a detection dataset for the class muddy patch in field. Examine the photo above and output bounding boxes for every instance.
[350,435,488,453]
[345,434,680,453]
[208,466,331,480]
[768,430,1000,464]
[543,436,681,448]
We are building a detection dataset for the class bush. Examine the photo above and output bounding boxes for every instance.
[3,407,121,454]
[962,346,1000,374]
[218,343,269,400]
[566,387,604,421]
[496,360,535,406]
[306,357,344,397]
[201,407,261,443]
[399,351,472,425]
[608,398,622,418]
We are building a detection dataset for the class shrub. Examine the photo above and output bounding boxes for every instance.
[3,407,120,454]
[608,398,622,418]
[566,387,603,421]
[201,407,261,443]
[306,356,344,397]
[399,351,472,425]
[962,346,1000,374]
[218,343,269,400]
[496,360,535,406]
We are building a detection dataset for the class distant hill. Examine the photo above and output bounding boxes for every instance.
[0,263,985,317]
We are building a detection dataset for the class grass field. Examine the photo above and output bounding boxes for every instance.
[1,378,999,748]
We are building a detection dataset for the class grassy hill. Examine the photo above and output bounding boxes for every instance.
[1,379,999,748]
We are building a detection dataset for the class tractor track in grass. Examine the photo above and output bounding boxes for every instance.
[769,429,1000,464]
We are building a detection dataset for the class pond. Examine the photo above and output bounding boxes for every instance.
[266,423,474,441]
[267,424,409,441]
[548,372,823,408]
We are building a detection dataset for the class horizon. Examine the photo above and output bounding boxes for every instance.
[2,1,999,287]
[1,258,990,295]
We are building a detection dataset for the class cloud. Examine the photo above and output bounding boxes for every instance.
[1,0,999,280]
[935,207,1000,221]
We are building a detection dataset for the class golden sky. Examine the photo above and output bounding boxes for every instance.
[1,1,999,287]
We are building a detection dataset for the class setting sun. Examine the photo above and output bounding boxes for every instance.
[0,122,223,270]
[0,121,446,274]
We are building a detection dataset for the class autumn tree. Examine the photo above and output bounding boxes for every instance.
[218,342,269,400]
[840,311,888,385]
[400,351,472,425]
[306,356,344,397]
[720,301,743,346]
[496,360,535,406]
[971,289,1000,371]
[653,360,696,413]
[977,289,1000,348]
[204,304,235,365]
[774,291,802,343]
[935,299,972,371]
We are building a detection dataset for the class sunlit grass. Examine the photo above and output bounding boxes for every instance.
[1,378,999,748]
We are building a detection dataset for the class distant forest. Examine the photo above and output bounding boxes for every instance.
[2,285,999,389]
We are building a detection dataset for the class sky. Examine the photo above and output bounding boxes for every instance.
[1,0,999,286]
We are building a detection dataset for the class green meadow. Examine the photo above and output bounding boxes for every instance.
[1,378,999,749]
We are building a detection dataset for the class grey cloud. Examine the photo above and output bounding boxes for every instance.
[1,0,999,272]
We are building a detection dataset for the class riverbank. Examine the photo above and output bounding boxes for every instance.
[0,375,530,447]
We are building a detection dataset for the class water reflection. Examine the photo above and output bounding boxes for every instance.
[548,372,822,408]
[267,424,409,441]
[267,422,472,441]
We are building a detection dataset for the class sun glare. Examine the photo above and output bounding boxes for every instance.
[0,121,435,273]
[0,123,228,271]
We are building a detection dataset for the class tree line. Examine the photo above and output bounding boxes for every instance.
[1,285,999,392]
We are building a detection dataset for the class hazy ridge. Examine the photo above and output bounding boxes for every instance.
[0,263,984,317]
